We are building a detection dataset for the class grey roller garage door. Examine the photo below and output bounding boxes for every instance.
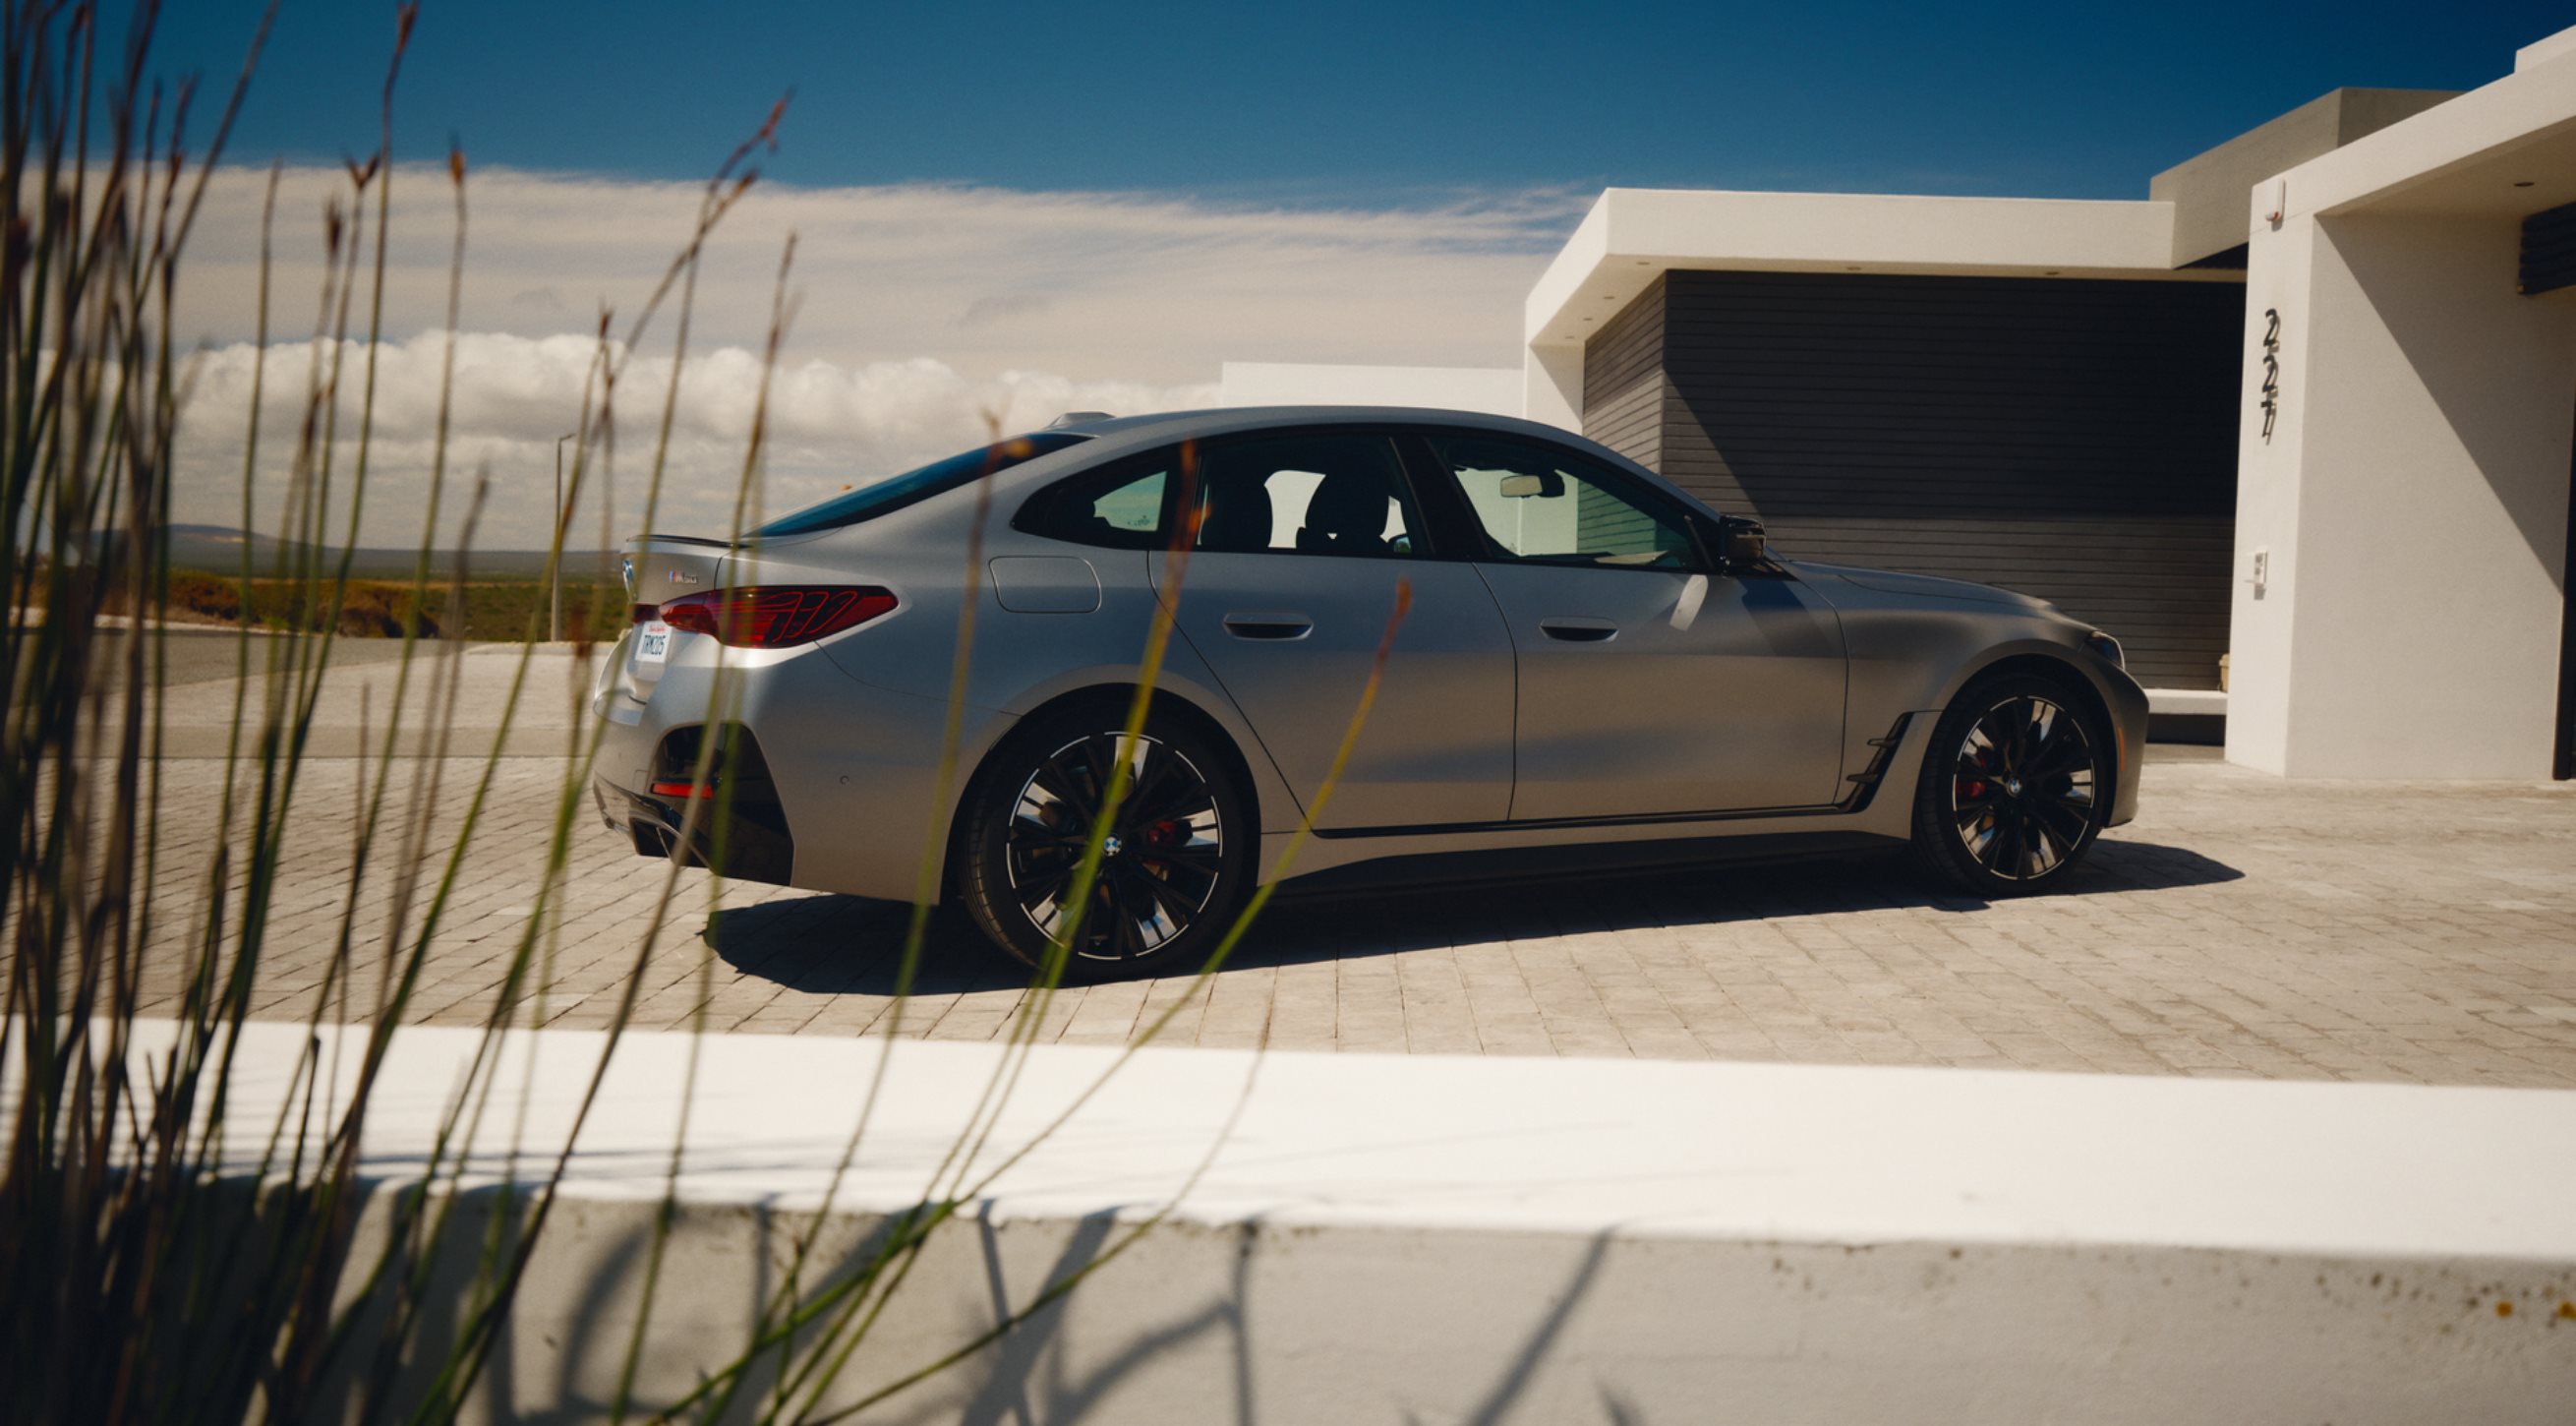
[1584,269,2245,690]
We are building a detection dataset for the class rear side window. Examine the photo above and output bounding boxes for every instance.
[755,431,1089,538]
[1017,451,1178,550]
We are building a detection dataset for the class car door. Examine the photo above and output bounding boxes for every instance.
[1146,430,1517,831]
[1416,431,1848,821]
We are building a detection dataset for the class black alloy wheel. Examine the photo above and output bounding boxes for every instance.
[1912,674,2109,894]
[960,708,1252,979]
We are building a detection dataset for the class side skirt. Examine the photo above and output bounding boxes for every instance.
[1271,828,1903,901]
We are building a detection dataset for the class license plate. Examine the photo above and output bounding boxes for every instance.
[636,621,673,665]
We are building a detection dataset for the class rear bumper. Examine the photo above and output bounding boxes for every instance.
[595,762,795,888]
[593,639,1021,902]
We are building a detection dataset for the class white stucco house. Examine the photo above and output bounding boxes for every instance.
[1221,25,2576,782]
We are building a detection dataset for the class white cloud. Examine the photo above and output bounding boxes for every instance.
[162,164,1577,547]
[173,332,1221,548]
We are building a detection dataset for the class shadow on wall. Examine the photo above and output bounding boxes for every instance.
[2315,211,2574,578]
[895,1218,1628,1426]
[304,1046,2559,1424]
[315,1176,1644,1425]
[702,839,2246,1001]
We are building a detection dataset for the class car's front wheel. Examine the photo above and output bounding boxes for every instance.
[1910,672,2111,896]
[957,704,1255,980]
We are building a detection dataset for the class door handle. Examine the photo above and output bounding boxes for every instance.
[1539,618,1618,643]
[1222,613,1314,641]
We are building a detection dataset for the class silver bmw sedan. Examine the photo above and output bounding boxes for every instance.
[593,408,2145,979]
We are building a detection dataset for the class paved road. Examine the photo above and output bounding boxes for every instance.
[78,632,593,756]
[82,625,417,689]
[101,744,2576,1089]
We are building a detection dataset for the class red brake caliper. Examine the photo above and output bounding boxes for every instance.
[1141,818,1184,870]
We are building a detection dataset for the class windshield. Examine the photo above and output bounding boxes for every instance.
[753,432,1090,538]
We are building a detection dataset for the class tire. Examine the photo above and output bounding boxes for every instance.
[1910,671,2111,896]
[957,702,1255,980]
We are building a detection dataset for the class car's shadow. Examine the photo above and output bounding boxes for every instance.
[703,838,2245,999]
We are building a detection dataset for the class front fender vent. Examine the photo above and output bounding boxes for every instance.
[1838,714,1914,812]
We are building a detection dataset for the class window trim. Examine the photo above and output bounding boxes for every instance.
[1406,427,1713,575]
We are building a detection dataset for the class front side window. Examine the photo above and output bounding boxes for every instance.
[1429,435,1701,571]
[757,431,1089,538]
[1194,434,1421,558]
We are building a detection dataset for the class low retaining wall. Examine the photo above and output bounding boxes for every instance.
[128,1019,2576,1422]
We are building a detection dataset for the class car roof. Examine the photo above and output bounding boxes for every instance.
[733,404,1726,552]
[1018,405,1716,522]
[1046,405,1575,445]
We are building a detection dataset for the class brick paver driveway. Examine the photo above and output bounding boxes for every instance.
[116,738,2576,1089]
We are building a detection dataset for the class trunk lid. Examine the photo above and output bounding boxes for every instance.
[610,534,734,704]
[628,534,732,604]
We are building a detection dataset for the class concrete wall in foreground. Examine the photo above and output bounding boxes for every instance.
[370,1192,2576,1425]
[109,1019,2576,1425]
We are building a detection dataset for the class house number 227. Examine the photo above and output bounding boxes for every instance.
[2258,308,2281,442]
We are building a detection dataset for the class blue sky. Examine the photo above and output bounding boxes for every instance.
[143,1,2572,201]
[126,1,2574,547]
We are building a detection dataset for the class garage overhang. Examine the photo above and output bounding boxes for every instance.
[1522,188,2235,353]
[1519,188,2242,430]
[2258,33,2576,227]
[2149,89,2461,267]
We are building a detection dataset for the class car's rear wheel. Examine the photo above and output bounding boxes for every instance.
[1910,672,2110,896]
[957,704,1254,980]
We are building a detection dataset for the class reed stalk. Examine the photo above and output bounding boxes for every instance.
[1,6,1405,1421]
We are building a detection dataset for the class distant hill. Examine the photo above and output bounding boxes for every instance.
[159,525,620,583]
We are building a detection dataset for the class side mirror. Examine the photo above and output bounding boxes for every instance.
[1497,470,1565,499]
[1717,517,1767,572]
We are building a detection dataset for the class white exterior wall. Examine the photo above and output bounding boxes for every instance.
[2231,214,2576,777]
[1521,189,2206,349]
[1522,340,1583,431]
[1594,189,2181,275]
[2222,212,2317,769]
[2519,26,2576,75]
[2227,38,2576,779]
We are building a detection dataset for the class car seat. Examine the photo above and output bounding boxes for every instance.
[1295,471,1392,557]
[1198,476,1275,553]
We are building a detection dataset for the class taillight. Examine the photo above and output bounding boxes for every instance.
[658,586,897,647]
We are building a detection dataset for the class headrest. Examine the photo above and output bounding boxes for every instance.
[1304,471,1388,543]
[1199,478,1274,553]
